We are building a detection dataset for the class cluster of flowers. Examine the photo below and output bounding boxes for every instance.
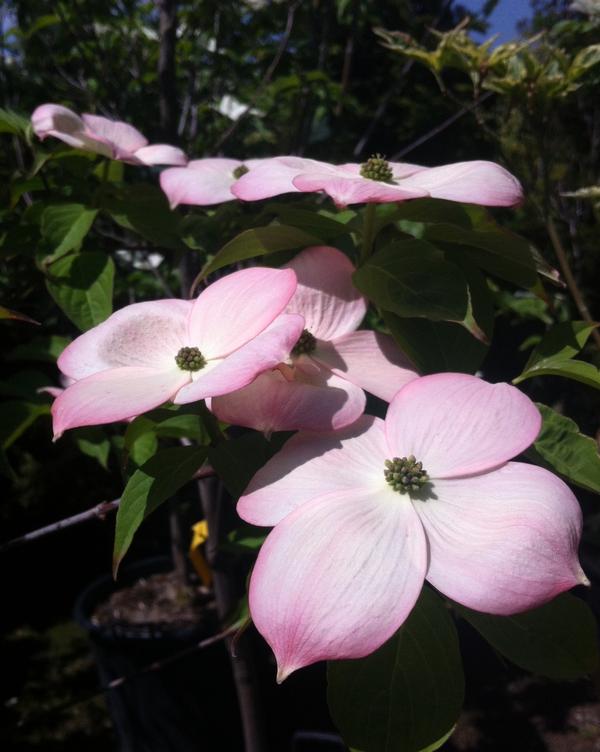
[33,104,587,682]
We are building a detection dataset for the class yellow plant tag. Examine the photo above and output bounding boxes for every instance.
[189,520,212,586]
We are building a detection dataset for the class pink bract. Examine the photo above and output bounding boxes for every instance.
[238,373,587,681]
[160,158,266,207]
[210,246,418,433]
[31,104,187,166]
[232,155,523,208]
[52,267,300,437]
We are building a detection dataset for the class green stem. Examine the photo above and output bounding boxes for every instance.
[360,202,377,263]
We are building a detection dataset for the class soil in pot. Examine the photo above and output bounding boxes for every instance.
[75,557,243,752]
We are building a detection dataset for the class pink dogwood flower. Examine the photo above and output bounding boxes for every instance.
[210,246,417,433]
[238,373,587,681]
[31,104,187,166]
[232,155,523,208]
[52,267,301,438]
[160,158,266,207]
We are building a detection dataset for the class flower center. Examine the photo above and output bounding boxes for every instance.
[233,164,249,179]
[175,346,207,372]
[384,455,429,494]
[291,328,317,357]
[359,154,395,183]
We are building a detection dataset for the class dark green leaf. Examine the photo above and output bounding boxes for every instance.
[0,107,30,135]
[201,225,321,279]
[394,198,472,228]
[41,204,98,258]
[0,401,50,449]
[354,239,469,322]
[7,335,71,362]
[384,312,487,374]
[101,183,183,249]
[272,206,351,241]
[424,224,537,287]
[113,445,209,574]
[328,587,464,752]
[209,432,290,498]
[527,404,600,494]
[456,594,598,679]
[46,252,114,331]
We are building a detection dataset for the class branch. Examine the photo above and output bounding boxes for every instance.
[157,0,178,141]
[211,0,301,153]
[546,217,600,350]
[0,465,216,554]
[391,91,494,160]
[0,499,120,554]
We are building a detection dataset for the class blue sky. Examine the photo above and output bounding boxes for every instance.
[460,0,534,43]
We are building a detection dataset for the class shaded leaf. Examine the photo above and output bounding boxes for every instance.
[0,401,50,449]
[328,587,464,752]
[209,432,290,498]
[384,311,487,374]
[455,594,598,680]
[354,239,469,322]
[200,225,321,279]
[424,224,537,288]
[7,335,71,362]
[0,107,30,136]
[101,183,183,249]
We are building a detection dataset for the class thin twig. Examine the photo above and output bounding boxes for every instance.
[0,499,120,553]
[211,0,302,153]
[352,0,454,157]
[391,91,494,160]
[0,464,216,554]
[546,217,600,349]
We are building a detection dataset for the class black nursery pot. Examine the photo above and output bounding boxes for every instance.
[73,557,243,752]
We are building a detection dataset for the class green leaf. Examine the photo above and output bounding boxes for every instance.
[354,239,469,322]
[0,107,30,136]
[209,432,290,498]
[113,445,209,574]
[200,225,321,279]
[0,369,52,401]
[101,183,183,249]
[272,206,351,241]
[327,587,464,752]
[225,524,268,553]
[514,321,600,388]
[423,224,538,288]
[124,408,209,466]
[72,427,111,470]
[41,204,98,258]
[455,594,598,680]
[527,403,600,494]
[0,401,50,449]
[46,252,114,331]
[7,335,71,362]
[394,198,472,228]
[384,312,487,374]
